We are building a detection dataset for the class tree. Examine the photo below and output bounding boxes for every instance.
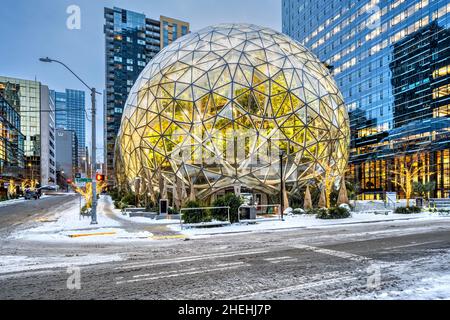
[318,161,336,208]
[318,187,327,208]
[303,185,313,210]
[73,181,106,208]
[7,180,16,199]
[337,176,349,205]
[391,150,432,208]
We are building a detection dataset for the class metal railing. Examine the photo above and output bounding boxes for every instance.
[180,206,230,229]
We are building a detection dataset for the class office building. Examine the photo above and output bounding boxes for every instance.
[283,0,450,198]
[55,128,78,180]
[104,6,189,185]
[0,82,25,185]
[52,89,86,171]
[0,76,57,186]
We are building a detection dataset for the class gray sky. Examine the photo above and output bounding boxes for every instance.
[0,0,282,162]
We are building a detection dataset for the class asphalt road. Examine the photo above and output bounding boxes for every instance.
[0,194,79,236]
[1,215,450,300]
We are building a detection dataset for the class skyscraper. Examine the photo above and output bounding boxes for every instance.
[52,89,86,171]
[104,7,189,185]
[0,76,56,186]
[283,0,450,199]
[55,128,78,181]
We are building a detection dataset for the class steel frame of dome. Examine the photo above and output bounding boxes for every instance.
[115,23,350,202]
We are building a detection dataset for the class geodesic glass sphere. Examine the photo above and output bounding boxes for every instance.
[115,24,350,200]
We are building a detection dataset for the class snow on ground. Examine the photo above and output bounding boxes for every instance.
[353,250,450,300]
[105,197,180,225]
[0,254,124,275]
[170,211,447,237]
[9,196,153,243]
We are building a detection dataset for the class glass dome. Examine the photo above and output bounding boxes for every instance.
[115,23,350,201]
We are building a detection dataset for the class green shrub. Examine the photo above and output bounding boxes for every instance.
[395,206,422,214]
[182,200,211,224]
[211,194,243,223]
[292,208,305,215]
[306,208,324,215]
[80,205,91,216]
[316,207,350,220]
[120,192,136,207]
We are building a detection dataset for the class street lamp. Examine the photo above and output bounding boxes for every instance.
[40,57,100,225]
[279,150,286,221]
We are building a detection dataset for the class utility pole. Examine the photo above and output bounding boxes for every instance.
[279,151,285,221]
[39,57,100,225]
[90,88,98,224]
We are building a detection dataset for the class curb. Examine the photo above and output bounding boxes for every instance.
[68,231,117,238]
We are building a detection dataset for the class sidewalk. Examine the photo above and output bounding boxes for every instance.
[9,196,154,243]
[169,211,448,237]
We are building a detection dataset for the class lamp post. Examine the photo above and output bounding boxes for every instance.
[40,57,100,225]
[279,151,286,221]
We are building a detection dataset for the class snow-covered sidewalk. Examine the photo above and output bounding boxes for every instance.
[170,211,448,237]
[10,196,154,243]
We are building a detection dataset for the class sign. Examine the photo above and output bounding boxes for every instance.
[386,192,397,204]
[159,199,168,215]
[75,173,82,179]
[75,178,92,184]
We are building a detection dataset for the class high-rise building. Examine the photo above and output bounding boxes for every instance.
[104,7,189,185]
[0,82,25,186]
[55,128,78,181]
[52,89,86,171]
[0,76,57,186]
[283,0,450,198]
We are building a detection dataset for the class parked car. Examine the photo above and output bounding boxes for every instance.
[24,189,41,200]
[38,185,58,191]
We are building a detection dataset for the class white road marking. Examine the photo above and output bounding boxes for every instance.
[116,263,248,285]
[292,244,371,263]
[264,256,297,264]
[230,275,358,299]
[385,240,443,251]
[117,249,269,270]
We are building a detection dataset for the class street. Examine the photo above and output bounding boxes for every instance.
[1,196,449,300]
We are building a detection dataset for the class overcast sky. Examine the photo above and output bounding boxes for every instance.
[0,0,282,162]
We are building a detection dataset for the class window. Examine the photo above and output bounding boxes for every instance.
[433,84,450,99]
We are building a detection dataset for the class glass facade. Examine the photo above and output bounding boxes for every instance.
[52,89,85,168]
[104,7,190,185]
[115,24,349,203]
[283,0,450,198]
[0,76,56,186]
[0,82,25,183]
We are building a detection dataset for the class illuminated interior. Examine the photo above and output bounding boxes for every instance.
[115,24,350,201]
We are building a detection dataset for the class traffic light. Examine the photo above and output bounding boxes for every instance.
[66,179,72,184]
[96,174,105,182]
